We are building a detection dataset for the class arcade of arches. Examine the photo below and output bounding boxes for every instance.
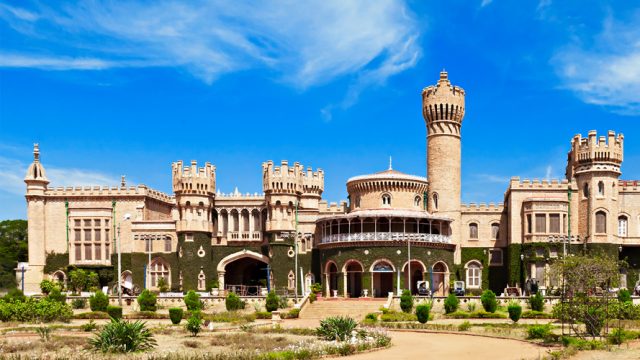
[324,259,450,298]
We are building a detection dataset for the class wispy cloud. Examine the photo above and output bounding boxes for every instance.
[0,0,421,95]
[553,13,640,115]
[473,173,510,184]
[0,155,122,196]
[480,0,493,8]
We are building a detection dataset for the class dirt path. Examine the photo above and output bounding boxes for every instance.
[347,331,550,360]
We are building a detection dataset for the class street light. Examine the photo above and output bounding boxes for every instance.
[117,213,131,307]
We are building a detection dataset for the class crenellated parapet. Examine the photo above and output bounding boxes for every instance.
[422,70,466,137]
[461,202,504,213]
[568,130,623,176]
[620,180,640,193]
[509,177,571,190]
[172,160,216,196]
[45,185,175,203]
[318,200,348,215]
[262,160,324,196]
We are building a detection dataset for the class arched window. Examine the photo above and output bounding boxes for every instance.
[414,196,421,208]
[197,269,206,291]
[164,236,172,252]
[382,194,391,206]
[491,223,500,239]
[465,261,482,289]
[596,211,607,234]
[149,258,170,289]
[583,183,589,198]
[618,215,628,237]
[598,181,605,196]
[433,193,439,210]
[355,196,361,208]
[469,223,479,239]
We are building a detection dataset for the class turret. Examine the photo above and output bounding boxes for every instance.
[566,130,624,244]
[422,70,466,264]
[24,143,49,196]
[172,160,216,233]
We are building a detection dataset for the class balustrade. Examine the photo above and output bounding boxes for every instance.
[320,232,450,244]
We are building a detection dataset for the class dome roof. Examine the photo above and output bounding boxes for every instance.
[24,144,48,182]
[347,168,427,184]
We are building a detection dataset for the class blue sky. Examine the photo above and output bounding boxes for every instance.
[1,0,639,220]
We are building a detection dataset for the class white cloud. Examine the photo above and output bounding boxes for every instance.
[0,0,421,91]
[553,14,640,115]
[480,0,493,7]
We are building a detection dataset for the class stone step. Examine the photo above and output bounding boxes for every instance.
[300,299,385,320]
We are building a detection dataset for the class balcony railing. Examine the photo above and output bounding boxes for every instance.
[321,232,451,244]
[228,231,262,241]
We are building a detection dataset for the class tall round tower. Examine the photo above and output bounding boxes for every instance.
[422,70,465,263]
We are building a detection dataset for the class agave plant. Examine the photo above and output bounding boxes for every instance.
[316,316,357,341]
[90,318,157,353]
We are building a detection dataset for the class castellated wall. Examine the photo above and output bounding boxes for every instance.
[619,181,640,242]
[460,203,506,248]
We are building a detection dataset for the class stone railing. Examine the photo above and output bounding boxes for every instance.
[321,232,451,244]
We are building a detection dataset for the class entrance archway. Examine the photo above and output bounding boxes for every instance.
[372,260,395,297]
[432,262,449,296]
[403,260,425,295]
[344,260,363,298]
[325,262,339,296]
[217,250,270,296]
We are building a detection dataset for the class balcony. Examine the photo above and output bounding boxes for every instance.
[228,231,261,241]
[320,232,451,244]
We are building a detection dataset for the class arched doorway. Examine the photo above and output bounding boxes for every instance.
[217,250,270,296]
[403,261,425,295]
[344,260,363,298]
[326,262,339,296]
[432,262,449,296]
[372,260,395,297]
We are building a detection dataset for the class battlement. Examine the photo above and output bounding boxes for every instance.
[172,160,216,195]
[215,188,265,199]
[262,160,324,195]
[571,130,624,165]
[318,200,348,214]
[461,202,504,212]
[422,70,465,123]
[620,180,640,193]
[509,177,571,190]
[45,184,175,203]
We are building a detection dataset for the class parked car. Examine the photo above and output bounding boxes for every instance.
[453,281,465,296]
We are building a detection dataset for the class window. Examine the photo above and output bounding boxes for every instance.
[469,223,479,239]
[535,214,546,233]
[596,211,607,234]
[355,196,361,208]
[583,183,589,198]
[414,196,421,208]
[549,214,560,233]
[433,193,439,210]
[197,269,206,291]
[466,261,482,289]
[491,223,500,239]
[618,216,628,237]
[598,181,605,196]
[164,236,172,252]
[145,236,152,252]
[489,249,503,266]
[526,214,532,234]
[149,258,170,289]
[382,194,391,206]
[185,233,194,242]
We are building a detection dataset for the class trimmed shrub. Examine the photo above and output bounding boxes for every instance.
[72,298,86,309]
[458,321,472,331]
[184,290,202,311]
[309,293,317,303]
[380,310,417,322]
[527,324,552,340]
[47,288,66,303]
[480,290,497,313]
[89,290,109,312]
[364,313,377,322]
[444,294,459,314]
[107,305,123,320]
[169,308,183,325]
[416,304,430,324]
[265,291,279,312]
[40,280,56,294]
[316,316,357,341]
[470,310,506,319]
[137,290,157,312]
[399,290,413,313]
[185,312,202,337]
[225,292,244,311]
[529,292,544,312]
[0,297,73,322]
[90,318,156,353]
[255,311,272,319]
[618,289,632,303]
[285,308,300,319]
[3,288,26,302]
[507,302,522,323]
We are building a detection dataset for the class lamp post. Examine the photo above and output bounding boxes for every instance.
[117,213,131,307]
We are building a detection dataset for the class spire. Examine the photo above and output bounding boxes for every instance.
[389,156,393,170]
[121,175,126,187]
[33,143,40,163]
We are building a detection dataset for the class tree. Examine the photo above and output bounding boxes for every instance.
[0,220,28,289]
[68,268,99,293]
[549,253,621,339]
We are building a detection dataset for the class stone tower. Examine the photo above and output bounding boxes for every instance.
[23,144,49,293]
[171,160,216,233]
[567,131,623,244]
[422,70,466,263]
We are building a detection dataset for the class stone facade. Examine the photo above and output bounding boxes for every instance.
[19,72,640,297]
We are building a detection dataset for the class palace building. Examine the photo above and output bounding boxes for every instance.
[19,71,640,297]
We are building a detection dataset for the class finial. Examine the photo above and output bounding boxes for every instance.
[33,143,40,162]
[121,175,126,187]
[439,69,448,80]
[389,156,393,170]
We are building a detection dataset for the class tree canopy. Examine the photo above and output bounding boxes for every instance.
[0,220,28,289]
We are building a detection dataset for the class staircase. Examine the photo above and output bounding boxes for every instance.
[299,298,386,321]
